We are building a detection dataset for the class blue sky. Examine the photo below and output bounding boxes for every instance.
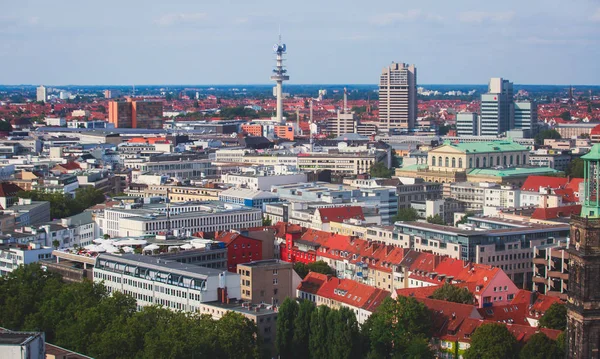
[2,0,599,85]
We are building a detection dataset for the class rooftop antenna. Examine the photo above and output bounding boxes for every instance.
[270,27,289,125]
[343,87,348,114]
[309,99,314,152]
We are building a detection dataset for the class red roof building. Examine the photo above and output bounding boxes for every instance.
[521,176,568,192]
[216,231,263,272]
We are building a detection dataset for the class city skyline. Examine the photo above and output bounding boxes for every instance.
[2,0,600,85]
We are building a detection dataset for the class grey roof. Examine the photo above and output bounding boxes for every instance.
[98,253,224,278]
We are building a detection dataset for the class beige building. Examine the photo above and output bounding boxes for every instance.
[237,259,301,305]
[297,152,385,175]
[554,123,597,138]
[378,62,417,130]
[126,184,222,202]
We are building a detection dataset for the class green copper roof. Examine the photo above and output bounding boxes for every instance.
[441,141,528,154]
[468,167,560,177]
[581,144,600,161]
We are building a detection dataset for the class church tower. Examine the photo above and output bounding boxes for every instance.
[567,144,600,359]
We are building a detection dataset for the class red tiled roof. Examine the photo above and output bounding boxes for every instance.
[476,303,530,326]
[0,182,24,197]
[297,272,329,295]
[315,276,390,311]
[591,124,600,136]
[317,206,364,223]
[510,290,563,315]
[395,285,440,299]
[55,162,81,171]
[521,176,568,192]
[566,178,583,193]
[531,205,581,220]
[416,297,480,336]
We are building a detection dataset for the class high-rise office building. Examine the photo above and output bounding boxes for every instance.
[108,98,163,129]
[479,78,513,136]
[514,101,537,133]
[104,90,112,99]
[36,85,47,102]
[378,62,417,131]
[456,112,479,136]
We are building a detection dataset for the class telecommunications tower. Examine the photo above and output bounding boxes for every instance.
[270,34,289,124]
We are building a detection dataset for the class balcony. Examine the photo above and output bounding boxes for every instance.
[548,271,568,280]
[532,276,546,284]
[532,258,547,265]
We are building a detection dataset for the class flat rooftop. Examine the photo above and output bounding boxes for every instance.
[0,332,42,345]
[203,300,277,316]
[238,259,291,268]
[98,253,224,278]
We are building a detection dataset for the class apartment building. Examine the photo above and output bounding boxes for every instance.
[237,259,299,305]
[532,240,569,300]
[93,253,241,312]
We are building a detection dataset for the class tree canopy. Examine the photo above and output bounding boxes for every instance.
[534,129,561,145]
[430,283,474,304]
[566,158,584,178]
[519,332,562,359]
[362,296,433,359]
[539,303,567,331]
[369,162,393,178]
[426,214,445,225]
[17,187,106,219]
[464,323,518,359]
[0,263,264,359]
[293,260,335,279]
[392,207,420,222]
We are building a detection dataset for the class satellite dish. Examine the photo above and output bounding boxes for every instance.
[282,44,286,52]
[273,44,279,52]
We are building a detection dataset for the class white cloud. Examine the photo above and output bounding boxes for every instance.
[459,11,515,23]
[155,13,207,26]
[590,8,600,22]
[369,10,422,25]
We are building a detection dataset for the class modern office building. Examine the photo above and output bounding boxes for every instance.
[108,98,163,129]
[36,85,47,102]
[514,101,537,133]
[479,78,514,136]
[456,112,479,137]
[326,113,357,137]
[378,62,417,131]
[93,253,241,312]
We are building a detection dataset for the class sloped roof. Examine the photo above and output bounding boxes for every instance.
[296,272,329,295]
[316,276,390,311]
[521,176,568,192]
[0,182,24,197]
[476,303,529,326]
[317,206,365,223]
[531,205,581,220]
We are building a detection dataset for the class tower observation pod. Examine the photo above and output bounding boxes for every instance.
[271,37,289,124]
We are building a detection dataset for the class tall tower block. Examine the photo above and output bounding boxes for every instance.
[567,144,600,359]
[270,36,289,124]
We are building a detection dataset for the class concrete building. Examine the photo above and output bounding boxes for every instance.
[100,201,262,238]
[326,112,357,137]
[555,122,597,139]
[108,98,163,129]
[296,152,388,176]
[456,112,479,137]
[514,101,537,133]
[220,170,307,191]
[394,218,569,288]
[532,239,569,300]
[218,188,279,208]
[0,243,54,277]
[4,199,51,227]
[44,117,66,127]
[94,253,241,312]
[479,78,514,136]
[36,85,47,102]
[528,149,571,171]
[0,331,45,359]
[378,62,417,131]
[237,259,300,305]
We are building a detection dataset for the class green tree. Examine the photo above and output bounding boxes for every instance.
[309,306,331,359]
[559,111,571,121]
[539,303,567,330]
[292,300,315,359]
[566,158,584,178]
[556,331,566,357]
[52,240,60,249]
[430,283,474,304]
[215,312,262,359]
[535,129,562,145]
[0,120,13,132]
[426,214,445,225]
[362,296,432,359]
[393,207,419,222]
[404,335,435,359]
[369,162,393,178]
[519,332,561,359]
[276,298,299,358]
[456,212,474,226]
[103,234,110,239]
[464,323,518,359]
[262,216,272,226]
[307,260,335,276]
[294,262,309,279]
[331,306,362,359]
